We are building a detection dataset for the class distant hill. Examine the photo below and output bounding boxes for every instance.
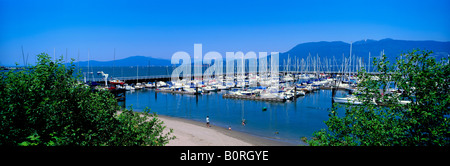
[76,55,172,67]
[278,38,450,63]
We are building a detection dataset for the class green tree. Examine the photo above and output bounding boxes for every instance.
[0,53,174,146]
[309,49,449,146]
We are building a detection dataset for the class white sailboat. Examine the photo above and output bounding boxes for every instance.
[134,65,143,89]
[333,95,363,105]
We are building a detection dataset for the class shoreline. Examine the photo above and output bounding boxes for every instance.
[158,115,297,146]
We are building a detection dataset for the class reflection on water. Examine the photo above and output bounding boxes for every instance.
[124,89,347,145]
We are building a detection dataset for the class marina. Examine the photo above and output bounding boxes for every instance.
[63,62,419,145]
[83,63,412,145]
[74,47,416,145]
[91,67,363,144]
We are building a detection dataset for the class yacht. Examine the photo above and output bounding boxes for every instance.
[215,84,229,90]
[157,81,167,87]
[124,83,135,91]
[203,86,218,92]
[144,82,155,88]
[134,83,143,90]
[333,95,363,105]
[110,79,125,85]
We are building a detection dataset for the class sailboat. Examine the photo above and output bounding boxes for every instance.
[84,49,95,84]
[110,48,125,86]
[134,65,143,89]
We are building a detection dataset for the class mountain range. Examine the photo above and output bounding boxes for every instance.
[76,55,173,66]
[77,38,450,66]
[279,38,450,63]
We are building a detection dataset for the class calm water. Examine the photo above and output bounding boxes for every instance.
[123,88,348,145]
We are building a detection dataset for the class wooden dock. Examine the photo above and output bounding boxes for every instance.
[109,88,126,101]
[222,94,286,102]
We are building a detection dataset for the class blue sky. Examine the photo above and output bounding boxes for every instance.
[1,0,449,66]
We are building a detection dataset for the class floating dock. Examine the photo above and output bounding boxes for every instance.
[222,94,286,102]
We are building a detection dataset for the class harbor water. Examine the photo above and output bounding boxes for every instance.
[123,88,348,145]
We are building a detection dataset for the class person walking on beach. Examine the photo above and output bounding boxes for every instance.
[206,116,210,127]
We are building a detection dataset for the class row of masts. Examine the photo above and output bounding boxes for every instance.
[36,45,386,84]
[86,52,386,84]
[282,51,382,76]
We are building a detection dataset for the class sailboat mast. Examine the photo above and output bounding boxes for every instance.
[368,52,371,73]
[242,54,244,83]
[65,48,68,63]
[349,41,352,77]
[88,49,90,82]
[77,49,80,72]
[287,54,290,74]
[90,50,94,81]
[137,65,139,84]
[341,53,344,81]
[113,48,115,78]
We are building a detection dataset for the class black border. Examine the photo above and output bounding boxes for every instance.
[2,146,447,163]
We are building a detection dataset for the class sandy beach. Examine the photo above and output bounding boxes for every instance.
[158,115,295,146]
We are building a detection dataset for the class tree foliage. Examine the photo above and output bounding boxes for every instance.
[309,49,449,146]
[0,53,174,146]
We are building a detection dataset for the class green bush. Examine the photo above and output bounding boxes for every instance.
[309,49,449,146]
[0,53,174,146]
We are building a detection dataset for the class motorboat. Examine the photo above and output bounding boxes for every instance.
[296,85,313,93]
[157,81,167,87]
[282,91,295,100]
[184,87,203,94]
[124,83,135,91]
[182,87,196,93]
[134,83,144,90]
[110,79,125,85]
[203,86,218,92]
[215,84,229,90]
[144,82,155,88]
[333,94,381,105]
[333,95,363,105]
[290,89,305,96]
[240,90,255,96]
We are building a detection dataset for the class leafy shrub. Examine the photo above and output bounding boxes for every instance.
[0,53,174,146]
[309,49,449,146]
